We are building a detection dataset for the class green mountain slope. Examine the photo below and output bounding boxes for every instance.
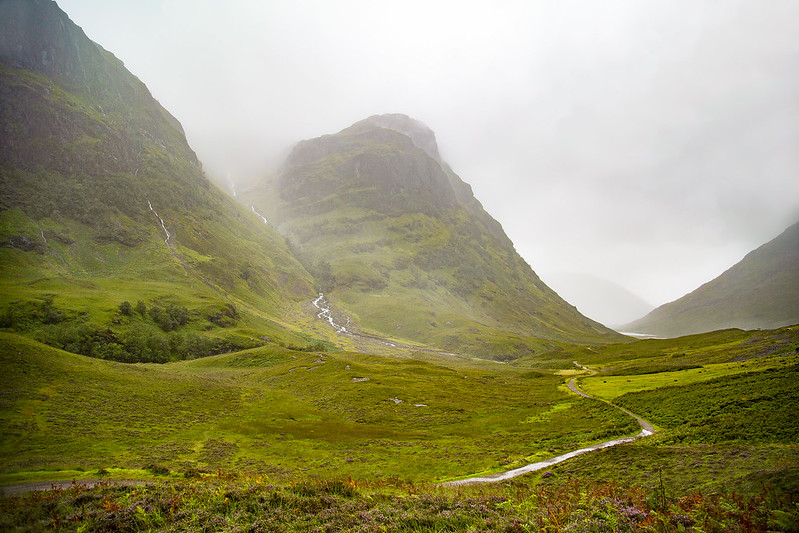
[624,221,799,337]
[243,114,622,358]
[0,0,318,360]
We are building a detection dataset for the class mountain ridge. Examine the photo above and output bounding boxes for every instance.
[0,0,321,362]
[244,114,623,357]
[623,221,799,337]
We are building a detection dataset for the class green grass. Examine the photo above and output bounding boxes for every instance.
[615,363,799,445]
[516,325,799,371]
[579,357,795,401]
[0,332,637,486]
[2,326,799,530]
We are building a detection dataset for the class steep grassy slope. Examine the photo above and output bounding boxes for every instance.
[243,114,621,358]
[0,0,318,358]
[624,222,799,337]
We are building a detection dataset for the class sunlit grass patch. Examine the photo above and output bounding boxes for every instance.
[579,355,795,401]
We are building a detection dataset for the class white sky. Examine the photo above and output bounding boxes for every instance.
[57,0,799,307]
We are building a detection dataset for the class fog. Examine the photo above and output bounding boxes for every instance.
[57,0,799,310]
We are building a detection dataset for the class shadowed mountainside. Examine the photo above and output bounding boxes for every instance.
[624,221,799,337]
[0,0,318,361]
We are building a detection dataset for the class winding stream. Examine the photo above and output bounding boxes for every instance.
[312,293,350,334]
[251,206,268,224]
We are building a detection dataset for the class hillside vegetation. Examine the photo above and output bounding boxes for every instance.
[2,2,798,531]
[243,115,621,359]
[0,0,321,362]
[624,222,799,337]
[2,327,798,530]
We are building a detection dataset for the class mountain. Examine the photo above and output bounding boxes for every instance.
[242,114,622,358]
[0,0,318,361]
[542,272,654,328]
[623,222,799,337]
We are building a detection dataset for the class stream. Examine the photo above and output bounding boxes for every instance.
[251,206,268,224]
[147,199,187,276]
[147,199,172,249]
[312,293,350,334]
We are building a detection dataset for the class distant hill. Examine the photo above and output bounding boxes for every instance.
[542,272,654,328]
[623,222,799,337]
[0,0,318,361]
[242,114,622,358]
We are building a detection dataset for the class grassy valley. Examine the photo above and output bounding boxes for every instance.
[1,326,797,531]
[0,331,636,485]
[1,2,798,531]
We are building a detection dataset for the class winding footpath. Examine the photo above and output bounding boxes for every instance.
[443,366,655,486]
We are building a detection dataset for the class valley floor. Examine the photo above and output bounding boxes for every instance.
[1,325,798,531]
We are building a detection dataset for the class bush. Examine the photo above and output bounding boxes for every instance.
[149,303,189,332]
[118,301,133,316]
[144,464,170,476]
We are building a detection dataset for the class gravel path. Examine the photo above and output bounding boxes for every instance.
[1,479,151,497]
[443,366,655,486]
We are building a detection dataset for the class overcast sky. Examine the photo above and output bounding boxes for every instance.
[57,0,799,308]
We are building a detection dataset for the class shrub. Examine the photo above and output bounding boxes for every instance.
[149,303,189,332]
[144,464,170,476]
[118,301,133,316]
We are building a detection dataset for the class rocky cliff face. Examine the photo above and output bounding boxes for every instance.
[0,0,196,178]
[278,117,458,216]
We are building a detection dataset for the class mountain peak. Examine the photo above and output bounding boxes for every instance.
[348,114,442,163]
[246,116,621,357]
[277,115,457,216]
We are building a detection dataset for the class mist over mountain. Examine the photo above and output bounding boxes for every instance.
[243,114,621,358]
[0,0,317,361]
[624,222,799,337]
[542,272,654,328]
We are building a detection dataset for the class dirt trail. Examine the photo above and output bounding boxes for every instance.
[443,365,655,486]
[1,479,150,497]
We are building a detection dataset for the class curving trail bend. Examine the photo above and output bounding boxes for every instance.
[443,366,655,486]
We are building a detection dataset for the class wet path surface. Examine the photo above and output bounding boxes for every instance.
[1,479,150,497]
[443,368,655,486]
